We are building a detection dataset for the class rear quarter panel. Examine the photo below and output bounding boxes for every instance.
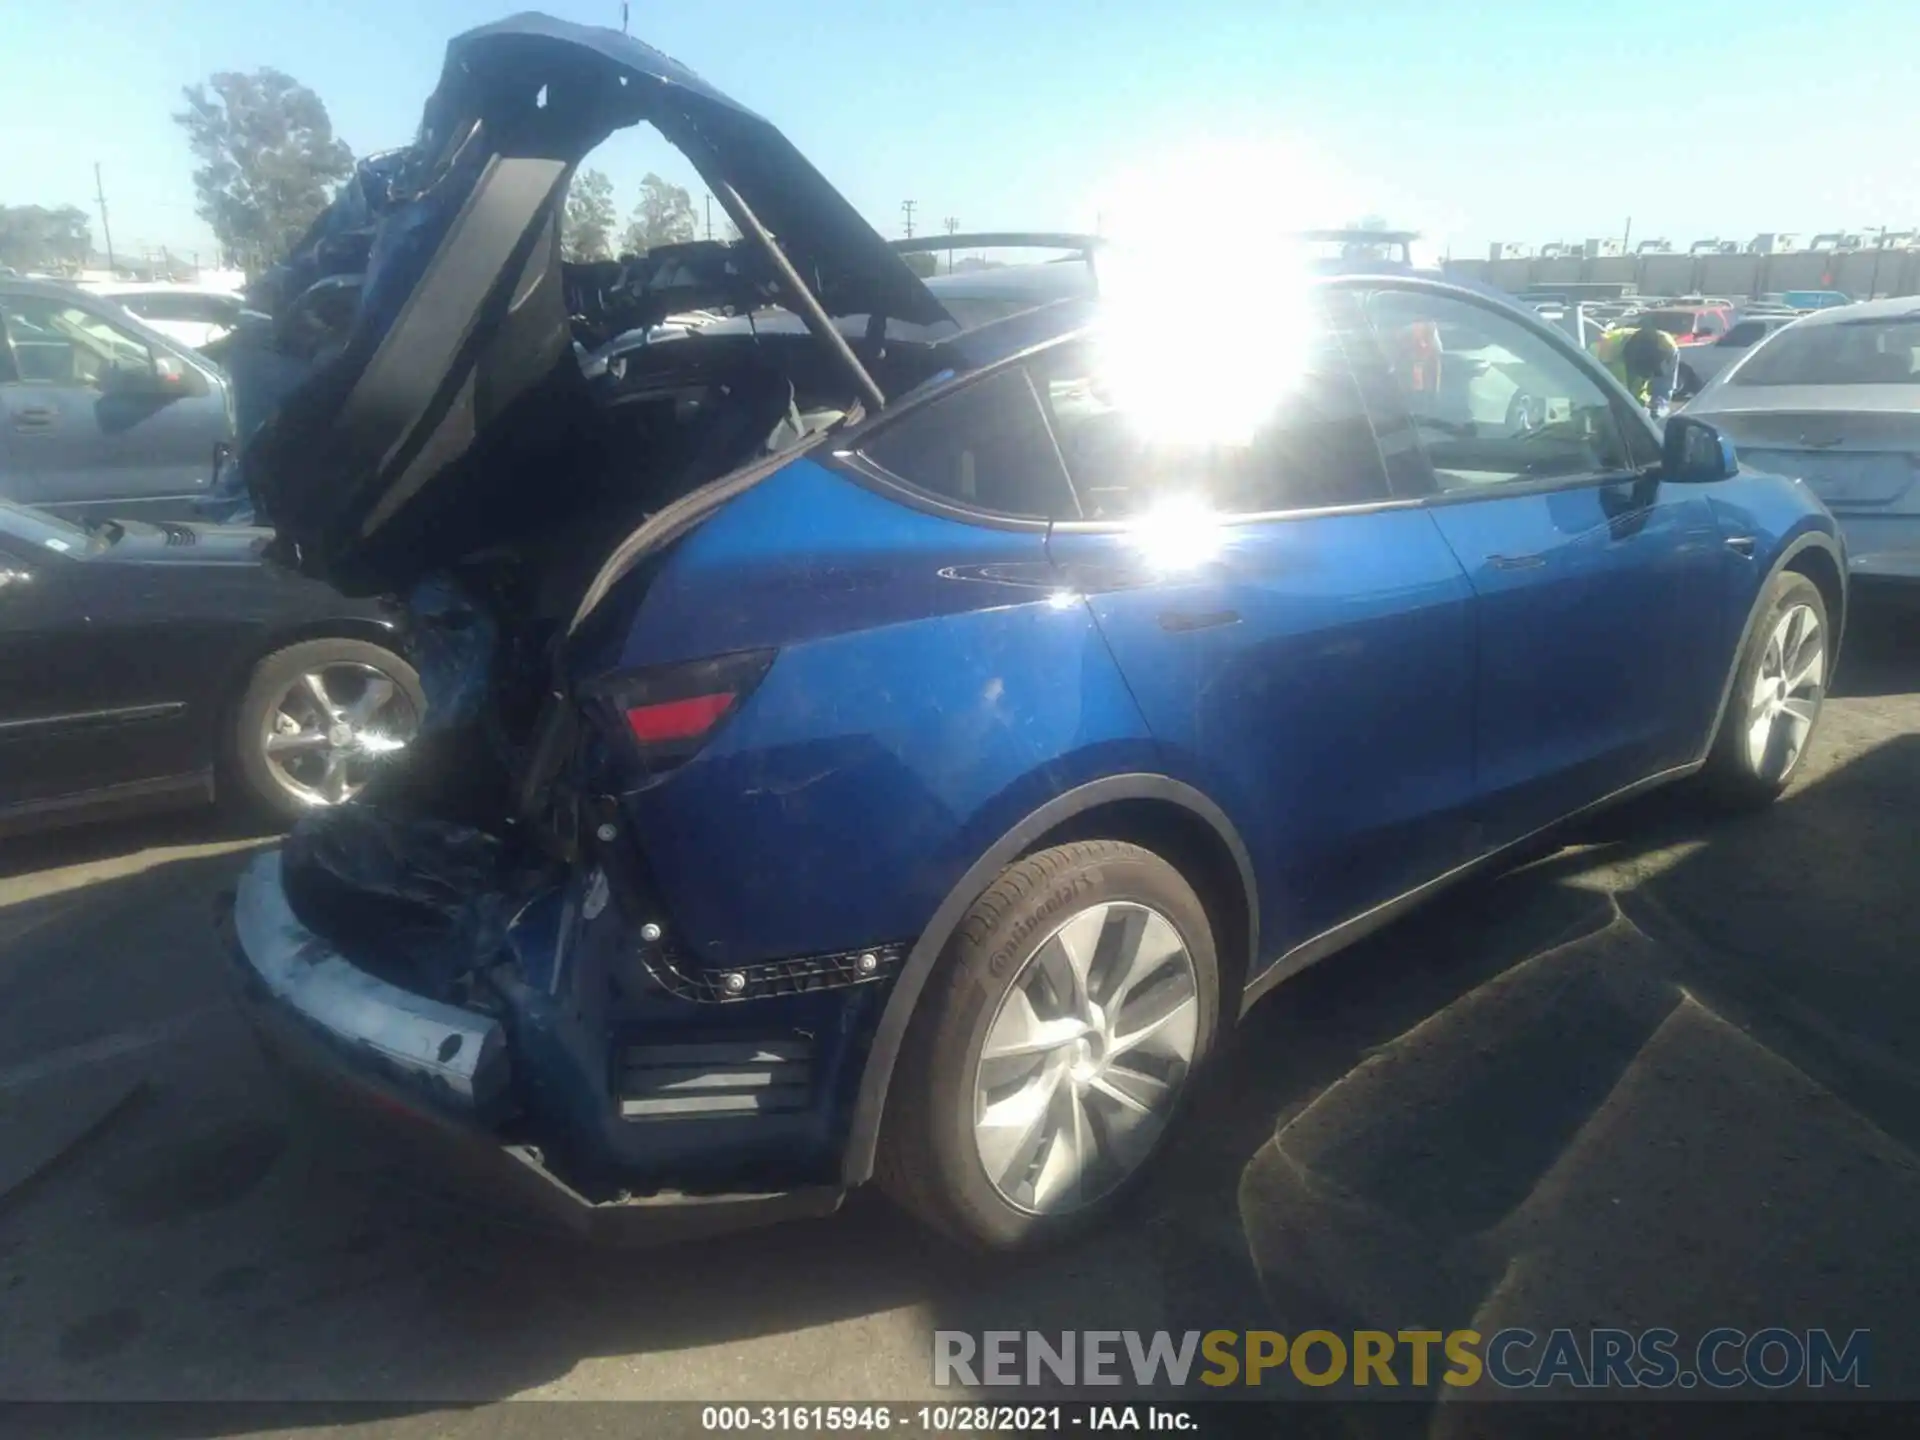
[595,458,1160,969]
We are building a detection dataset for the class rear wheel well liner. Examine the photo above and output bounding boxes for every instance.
[841,773,1256,1187]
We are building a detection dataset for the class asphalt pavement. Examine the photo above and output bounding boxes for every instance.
[1,608,1916,1432]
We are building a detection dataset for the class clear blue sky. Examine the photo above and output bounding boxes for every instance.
[8,0,1917,262]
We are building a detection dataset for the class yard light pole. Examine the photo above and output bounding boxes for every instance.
[94,162,117,274]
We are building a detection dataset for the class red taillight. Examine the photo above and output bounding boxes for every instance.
[625,691,736,744]
[591,648,776,780]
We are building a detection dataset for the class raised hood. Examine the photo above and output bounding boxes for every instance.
[245,11,946,596]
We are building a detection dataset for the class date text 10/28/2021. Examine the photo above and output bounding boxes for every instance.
[703,1406,1194,1431]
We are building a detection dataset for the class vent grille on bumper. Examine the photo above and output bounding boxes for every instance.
[639,940,907,1004]
[619,1035,814,1121]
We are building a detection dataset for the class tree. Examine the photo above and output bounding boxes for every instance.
[901,251,938,279]
[0,205,93,272]
[622,172,696,255]
[563,168,617,261]
[174,68,353,273]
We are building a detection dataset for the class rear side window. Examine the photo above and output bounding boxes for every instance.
[1732,317,1920,387]
[859,364,1081,520]
[1024,316,1390,520]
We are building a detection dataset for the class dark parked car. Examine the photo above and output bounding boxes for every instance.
[0,500,420,836]
[223,13,1846,1251]
[0,277,235,522]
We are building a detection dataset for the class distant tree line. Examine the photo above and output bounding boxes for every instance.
[563,168,733,261]
[0,64,814,280]
[0,205,93,271]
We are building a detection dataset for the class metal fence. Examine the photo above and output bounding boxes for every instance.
[1446,247,1920,301]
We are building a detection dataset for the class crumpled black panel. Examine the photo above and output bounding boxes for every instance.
[280,805,510,1002]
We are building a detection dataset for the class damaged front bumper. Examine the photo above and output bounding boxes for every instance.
[221,848,845,1244]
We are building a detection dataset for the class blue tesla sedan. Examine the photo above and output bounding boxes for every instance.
[223,13,1845,1250]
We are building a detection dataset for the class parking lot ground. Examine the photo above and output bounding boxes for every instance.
[1,611,1917,1424]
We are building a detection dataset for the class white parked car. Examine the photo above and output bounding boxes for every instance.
[1686,296,1920,585]
[79,282,249,352]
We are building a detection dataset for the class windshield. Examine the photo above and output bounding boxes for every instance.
[0,500,97,554]
[1731,316,1920,386]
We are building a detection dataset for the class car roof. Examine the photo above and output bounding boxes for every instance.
[1788,295,1919,325]
[0,276,87,301]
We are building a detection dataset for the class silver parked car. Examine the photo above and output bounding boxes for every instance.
[1686,296,1920,585]
[1680,313,1799,389]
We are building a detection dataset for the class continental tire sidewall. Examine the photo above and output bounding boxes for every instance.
[914,842,1219,1250]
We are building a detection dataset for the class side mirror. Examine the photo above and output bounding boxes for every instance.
[102,360,166,396]
[106,354,208,400]
[1663,414,1737,483]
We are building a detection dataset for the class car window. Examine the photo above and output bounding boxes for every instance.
[1632,310,1695,336]
[1365,289,1632,491]
[858,363,1082,520]
[1,295,154,388]
[1696,310,1728,337]
[1722,321,1767,346]
[1023,321,1390,520]
[1731,316,1920,387]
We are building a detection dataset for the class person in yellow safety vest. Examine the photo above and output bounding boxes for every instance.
[1594,324,1682,419]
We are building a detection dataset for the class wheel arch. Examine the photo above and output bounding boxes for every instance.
[1783,538,1846,647]
[1697,527,1847,763]
[841,773,1257,1187]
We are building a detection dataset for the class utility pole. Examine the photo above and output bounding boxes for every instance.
[900,199,917,239]
[944,216,958,273]
[94,162,116,274]
[620,2,629,33]
[704,192,713,242]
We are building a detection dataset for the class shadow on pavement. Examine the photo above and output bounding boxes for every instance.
[1831,594,1920,700]
[0,682,1913,1422]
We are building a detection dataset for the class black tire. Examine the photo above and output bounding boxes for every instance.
[227,637,424,826]
[877,840,1220,1250]
[1697,571,1829,809]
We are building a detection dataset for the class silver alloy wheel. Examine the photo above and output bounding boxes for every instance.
[260,662,418,806]
[972,900,1200,1216]
[1745,602,1824,783]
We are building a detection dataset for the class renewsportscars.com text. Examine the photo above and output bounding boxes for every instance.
[932,1328,1870,1391]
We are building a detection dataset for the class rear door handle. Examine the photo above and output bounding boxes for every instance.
[1486,553,1546,570]
[1724,535,1757,556]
